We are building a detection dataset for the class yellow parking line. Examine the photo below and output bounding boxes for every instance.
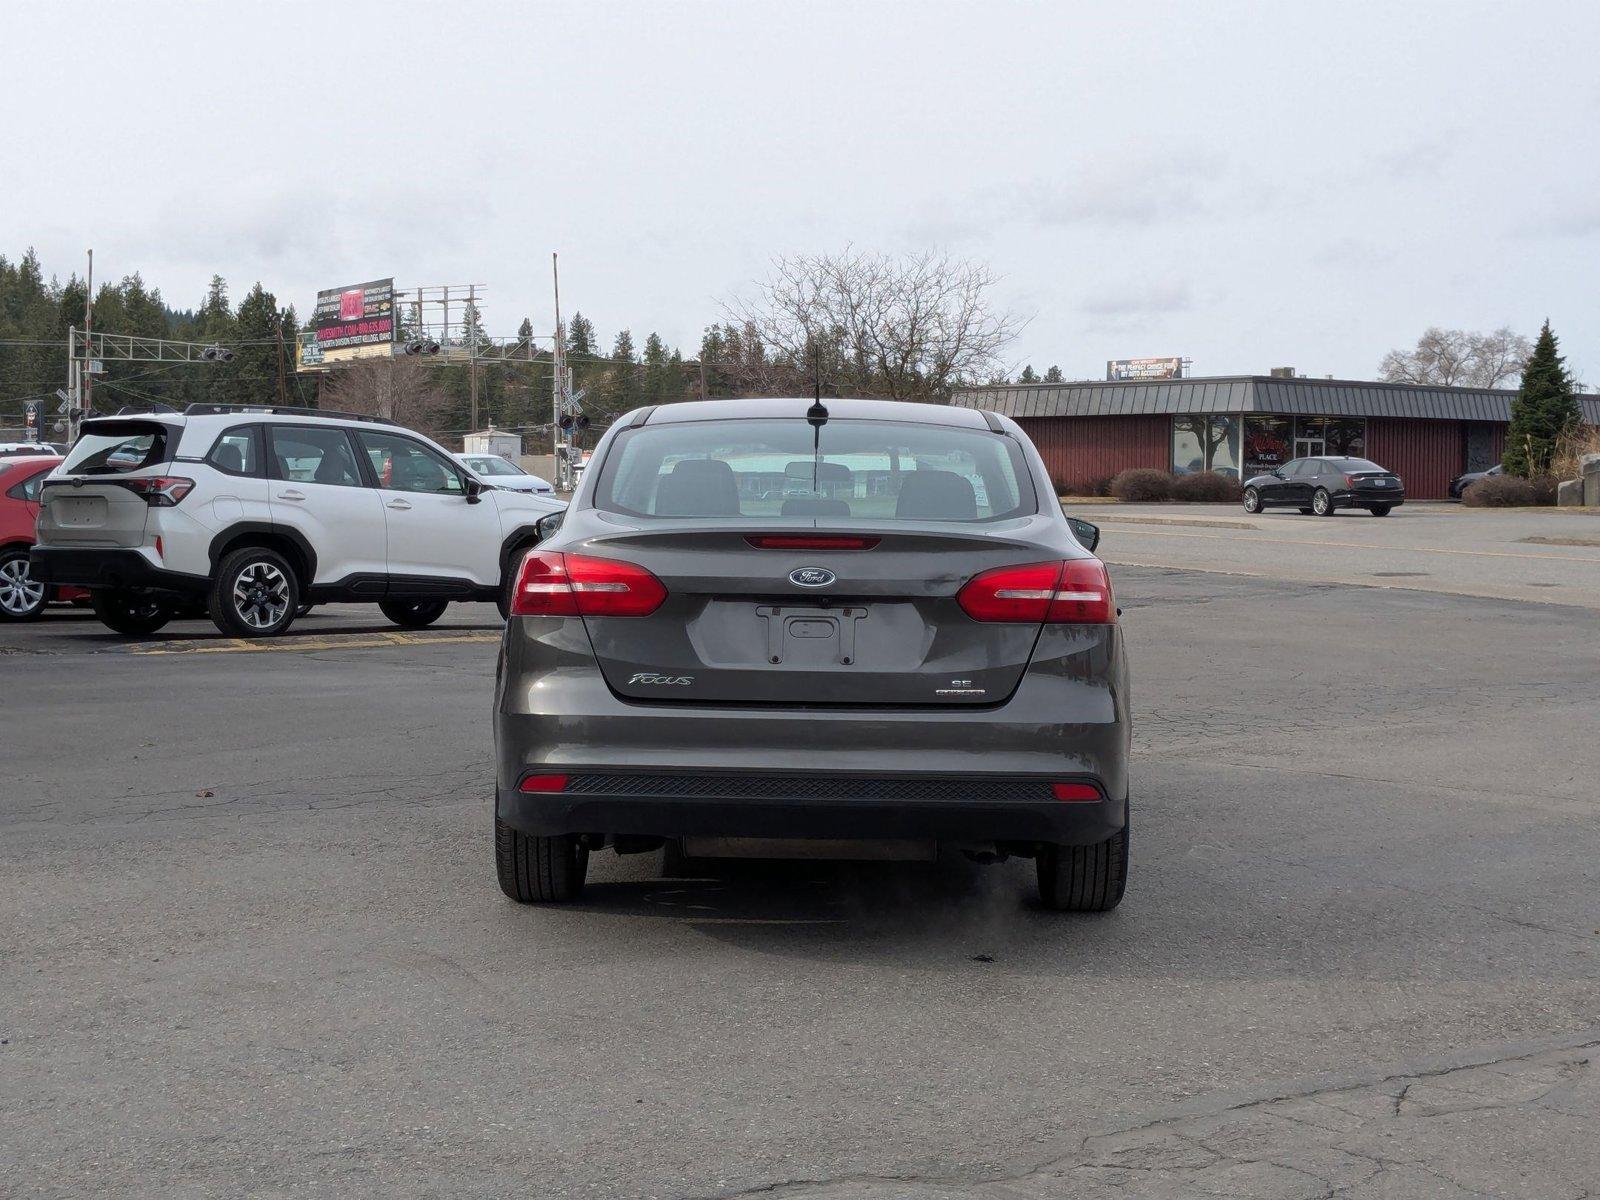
[130,631,502,655]
[1094,525,1600,564]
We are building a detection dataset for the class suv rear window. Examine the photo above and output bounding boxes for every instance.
[61,422,171,475]
[595,418,1036,522]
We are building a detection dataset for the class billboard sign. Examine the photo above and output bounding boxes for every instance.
[313,278,395,351]
[1107,356,1185,382]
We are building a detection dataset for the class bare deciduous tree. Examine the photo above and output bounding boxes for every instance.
[720,249,1024,402]
[1379,327,1532,389]
[319,356,451,435]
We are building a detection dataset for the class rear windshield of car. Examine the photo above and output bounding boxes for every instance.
[594,418,1036,522]
[61,422,172,475]
[1337,459,1385,473]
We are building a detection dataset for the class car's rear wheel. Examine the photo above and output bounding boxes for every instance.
[1037,820,1128,912]
[209,546,299,638]
[379,598,448,628]
[1312,488,1333,516]
[89,589,172,636]
[495,815,588,902]
[1368,504,1392,516]
[1242,487,1262,513]
[0,548,47,621]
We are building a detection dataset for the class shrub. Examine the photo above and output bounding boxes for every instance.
[1110,468,1174,502]
[1059,475,1116,497]
[1463,475,1537,507]
[1528,475,1559,505]
[1170,471,1244,503]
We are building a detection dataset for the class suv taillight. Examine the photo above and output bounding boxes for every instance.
[510,551,667,618]
[957,559,1115,624]
[116,476,194,506]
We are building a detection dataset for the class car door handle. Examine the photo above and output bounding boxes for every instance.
[386,499,412,510]
[277,489,306,501]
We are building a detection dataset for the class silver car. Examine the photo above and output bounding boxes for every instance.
[493,397,1130,911]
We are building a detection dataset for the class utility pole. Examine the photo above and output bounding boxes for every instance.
[82,250,94,420]
[551,253,567,489]
[468,282,479,433]
[275,322,290,405]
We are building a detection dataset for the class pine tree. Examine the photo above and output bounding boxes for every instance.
[642,332,669,402]
[1018,364,1038,383]
[567,312,596,357]
[229,283,287,405]
[603,329,641,414]
[1504,320,1580,477]
[1044,365,1063,383]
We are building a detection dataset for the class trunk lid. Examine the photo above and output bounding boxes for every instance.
[37,479,153,548]
[574,525,1050,706]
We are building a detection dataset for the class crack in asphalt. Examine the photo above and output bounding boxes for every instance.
[697,1035,1600,1199]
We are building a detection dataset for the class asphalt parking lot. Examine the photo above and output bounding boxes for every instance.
[3,510,1598,1199]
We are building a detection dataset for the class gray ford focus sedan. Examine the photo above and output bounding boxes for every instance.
[493,397,1130,911]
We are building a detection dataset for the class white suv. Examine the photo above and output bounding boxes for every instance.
[29,404,564,637]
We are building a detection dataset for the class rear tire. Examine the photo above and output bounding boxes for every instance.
[1312,488,1333,516]
[209,546,299,638]
[1037,819,1128,912]
[1242,487,1262,513]
[378,598,448,628]
[0,548,48,621]
[89,589,172,636]
[1368,504,1392,516]
[495,816,588,902]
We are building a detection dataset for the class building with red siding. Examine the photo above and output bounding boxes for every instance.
[951,376,1600,500]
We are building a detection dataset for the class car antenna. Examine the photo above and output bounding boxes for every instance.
[806,341,828,492]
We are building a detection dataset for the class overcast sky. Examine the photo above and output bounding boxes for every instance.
[7,0,1598,385]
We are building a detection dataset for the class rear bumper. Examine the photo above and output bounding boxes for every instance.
[1337,489,1405,507]
[28,547,209,594]
[499,769,1126,845]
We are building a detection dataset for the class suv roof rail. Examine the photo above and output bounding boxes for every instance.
[181,403,399,426]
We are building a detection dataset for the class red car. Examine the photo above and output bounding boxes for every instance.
[0,455,88,620]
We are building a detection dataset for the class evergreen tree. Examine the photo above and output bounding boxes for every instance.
[1044,365,1063,383]
[229,283,289,405]
[1018,364,1038,383]
[458,298,488,351]
[642,332,669,402]
[603,329,641,414]
[566,312,596,357]
[1504,320,1580,477]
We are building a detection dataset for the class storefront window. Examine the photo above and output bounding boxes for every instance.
[1172,415,1241,478]
[1243,416,1293,479]
[1326,417,1366,455]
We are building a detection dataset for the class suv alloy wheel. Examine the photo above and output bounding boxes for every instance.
[209,546,300,637]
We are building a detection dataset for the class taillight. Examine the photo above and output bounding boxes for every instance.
[957,559,1115,624]
[117,476,194,506]
[746,535,880,550]
[1051,782,1102,801]
[517,773,569,793]
[1343,474,1355,488]
[509,551,666,618]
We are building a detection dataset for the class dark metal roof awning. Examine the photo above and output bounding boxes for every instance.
[953,376,1600,425]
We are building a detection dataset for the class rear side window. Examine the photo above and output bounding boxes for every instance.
[268,426,364,487]
[61,422,170,475]
[595,418,1036,522]
[206,427,262,477]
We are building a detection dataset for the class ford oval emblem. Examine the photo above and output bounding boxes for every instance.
[789,566,836,588]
